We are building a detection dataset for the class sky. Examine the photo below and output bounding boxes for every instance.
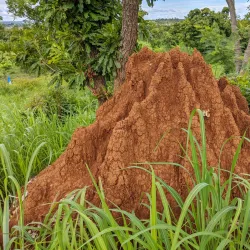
[142,0,249,19]
[0,0,249,21]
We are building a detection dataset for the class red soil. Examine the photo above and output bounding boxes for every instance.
[8,47,250,227]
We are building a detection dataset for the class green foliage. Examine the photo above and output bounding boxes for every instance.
[0,16,4,35]
[6,0,122,90]
[242,86,250,106]
[28,86,97,122]
[141,7,231,53]
[0,22,18,78]
[0,51,16,77]
[0,77,97,193]
[211,63,226,79]
[198,23,235,73]
[139,7,239,75]
[4,1,168,92]
[182,7,231,51]
[238,16,250,53]
[229,71,250,106]
[144,0,158,7]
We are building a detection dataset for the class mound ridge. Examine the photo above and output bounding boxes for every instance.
[12,47,250,224]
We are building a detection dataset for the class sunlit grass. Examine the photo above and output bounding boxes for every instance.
[0,109,249,249]
[0,78,97,194]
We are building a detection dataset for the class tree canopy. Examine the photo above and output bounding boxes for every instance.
[6,0,122,97]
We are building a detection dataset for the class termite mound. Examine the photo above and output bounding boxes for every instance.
[9,47,250,226]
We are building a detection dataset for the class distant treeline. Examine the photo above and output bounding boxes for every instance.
[153,18,184,24]
[1,21,24,27]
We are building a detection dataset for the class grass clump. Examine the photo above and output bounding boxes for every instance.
[0,109,249,249]
[27,86,96,122]
[0,76,48,108]
[0,78,98,194]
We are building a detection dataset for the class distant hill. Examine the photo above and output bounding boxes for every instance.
[153,18,184,24]
[1,18,183,28]
[1,18,182,28]
[1,21,25,27]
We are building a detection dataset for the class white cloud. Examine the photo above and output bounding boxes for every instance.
[0,0,24,21]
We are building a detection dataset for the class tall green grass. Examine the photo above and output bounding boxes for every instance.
[0,104,96,193]
[0,109,249,249]
[0,78,98,193]
[0,76,48,108]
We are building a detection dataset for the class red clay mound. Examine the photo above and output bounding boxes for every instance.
[11,47,250,224]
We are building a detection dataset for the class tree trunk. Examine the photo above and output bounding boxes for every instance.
[88,75,110,105]
[241,36,250,72]
[88,51,110,105]
[114,0,140,92]
[226,0,242,73]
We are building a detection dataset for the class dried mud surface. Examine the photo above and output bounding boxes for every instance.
[10,48,250,225]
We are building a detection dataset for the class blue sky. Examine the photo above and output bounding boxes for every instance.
[0,0,249,21]
[142,0,249,19]
[142,0,250,19]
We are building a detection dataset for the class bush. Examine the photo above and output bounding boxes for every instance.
[0,51,16,78]
[27,86,98,122]
[211,63,225,79]
[0,78,97,193]
[229,72,250,107]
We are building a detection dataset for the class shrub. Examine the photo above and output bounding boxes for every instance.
[0,82,97,193]
[211,63,225,79]
[229,72,250,107]
[27,86,97,122]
